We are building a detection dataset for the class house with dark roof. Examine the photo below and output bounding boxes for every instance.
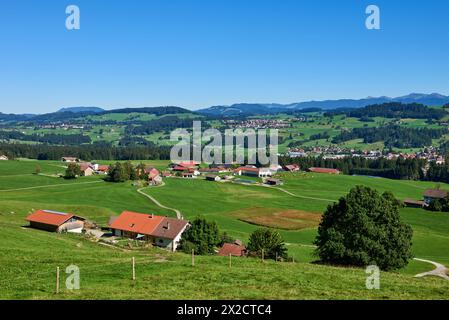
[109,211,189,252]
[423,189,448,205]
[26,210,85,233]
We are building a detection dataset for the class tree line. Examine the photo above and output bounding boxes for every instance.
[0,130,92,145]
[325,102,447,120]
[280,156,430,181]
[332,125,446,149]
[0,143,171,161]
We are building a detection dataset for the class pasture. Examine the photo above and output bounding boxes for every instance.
[0,159,448,299]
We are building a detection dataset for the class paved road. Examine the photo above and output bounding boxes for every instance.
[414,258,449,281]
[137,186,183,219]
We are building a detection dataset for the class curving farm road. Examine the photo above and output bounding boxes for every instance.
[414,258,449,281]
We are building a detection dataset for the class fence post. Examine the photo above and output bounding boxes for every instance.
[192,249,195,267]
[132,257,136,281]
[56,266,60,294]
[229,253,232,268]
[261,249,264,262]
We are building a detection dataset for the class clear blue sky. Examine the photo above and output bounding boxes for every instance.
[1,0,448,114]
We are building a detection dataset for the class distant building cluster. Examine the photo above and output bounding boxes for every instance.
[287,146,446,164]
[223,119,292,129]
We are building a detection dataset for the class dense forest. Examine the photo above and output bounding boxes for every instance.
[332,125,446,148]
[325,102,447,120]
[0,130,92,145]
[127,116,209,135]
[0,143,171,161]
[280,155,449,183]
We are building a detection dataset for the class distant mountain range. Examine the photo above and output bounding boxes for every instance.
[197,93,449,116]
[57,107,105,113]
[1,93,449,121]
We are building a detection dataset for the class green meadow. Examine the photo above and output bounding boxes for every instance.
[0,159,448,299]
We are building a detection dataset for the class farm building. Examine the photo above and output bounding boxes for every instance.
[26,210,85,233]
[61,157,80,163]
[181,172,195,178]
[218,241,247,257]
[284,164,300,172]
[308,167,341,174]
[0,155,8,161]
[403,199,425,208]
[265,178,283,186]
[96,165,109,174]
[109,211,189,252]
[234,166,272,178]
[79,163,94,176]
[199,168,221,174]
[205,174,221,182]
[145,167,162,185]
[423,189,448,205]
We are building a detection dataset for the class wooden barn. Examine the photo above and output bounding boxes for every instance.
[26,210,85,233]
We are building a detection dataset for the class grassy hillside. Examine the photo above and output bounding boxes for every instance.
[0,160,448,299]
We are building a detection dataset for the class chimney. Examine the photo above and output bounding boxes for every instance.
[166,222,170,230]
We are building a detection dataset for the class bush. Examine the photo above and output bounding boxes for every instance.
[247,228,287,260]
[315,185,413,271]
[64,163,81,179]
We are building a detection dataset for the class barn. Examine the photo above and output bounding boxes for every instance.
[26,210,85,233]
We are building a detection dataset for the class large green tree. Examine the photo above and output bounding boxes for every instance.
[180,217,221,255]
[315,186,413,271]
[247,228,287,260]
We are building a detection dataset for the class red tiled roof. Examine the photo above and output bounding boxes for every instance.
[109,211,164,235]
[26,210,75,227]
[178,161,199,168]
[218,243,246,257]
[97,165,109,172]
[172,165,189,171]
[308,167,340,174]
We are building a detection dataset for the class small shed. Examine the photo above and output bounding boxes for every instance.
[205,174,221,182]
[265,178,283,186]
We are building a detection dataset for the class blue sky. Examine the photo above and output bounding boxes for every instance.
[1,0,448,114]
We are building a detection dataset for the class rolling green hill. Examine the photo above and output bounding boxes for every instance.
[0,160,448,299]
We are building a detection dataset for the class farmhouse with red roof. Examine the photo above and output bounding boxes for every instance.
[26,210,85,233]
[109,211,189,252]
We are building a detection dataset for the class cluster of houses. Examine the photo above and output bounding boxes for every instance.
[286,146,446,165]
[61,157,163,185]
[223,119,292,129]
[404,188,449,208]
